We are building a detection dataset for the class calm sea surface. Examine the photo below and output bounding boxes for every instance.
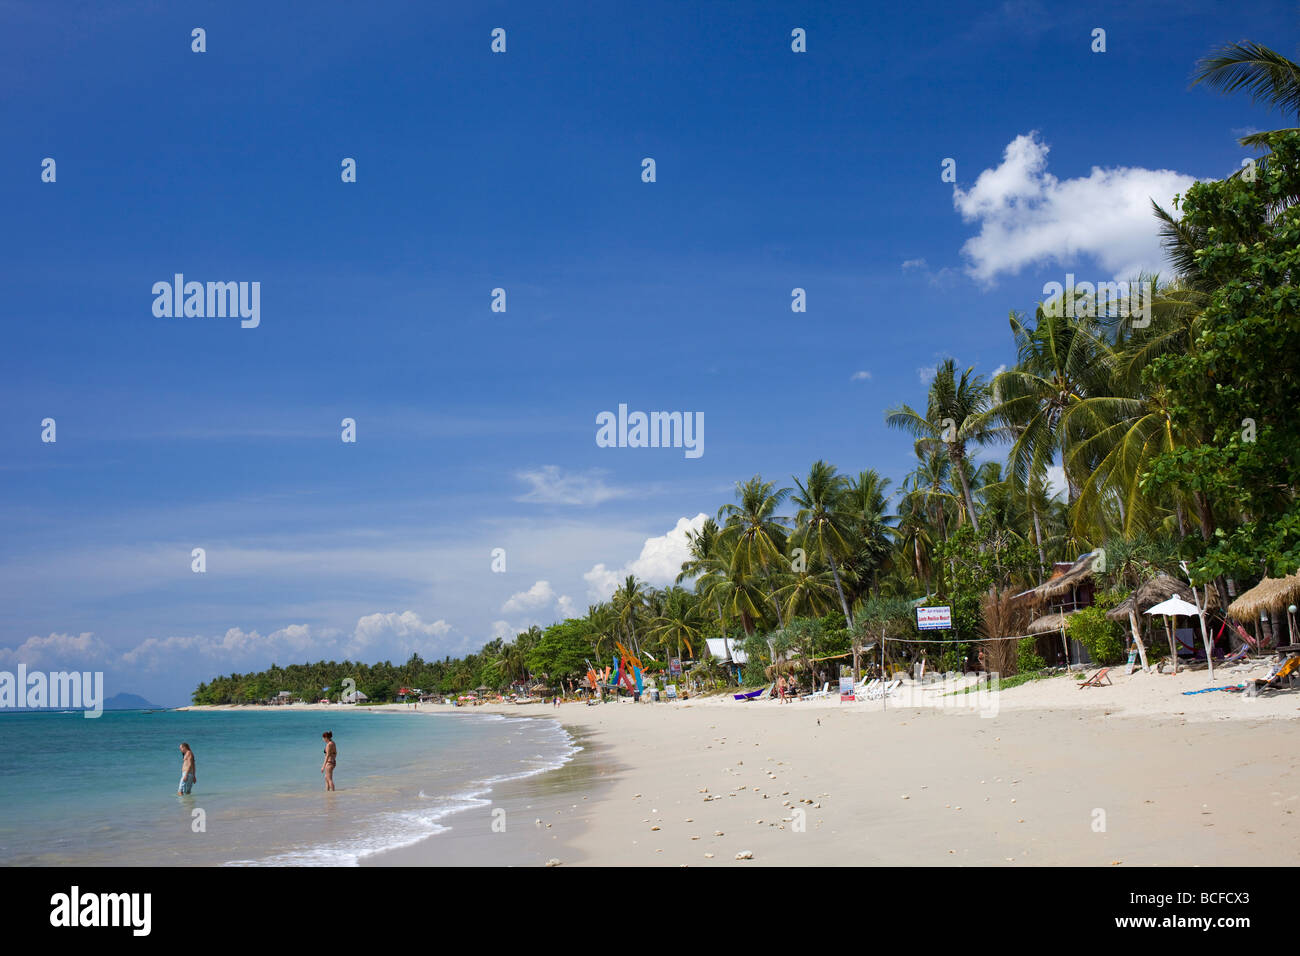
[0,708,576,865]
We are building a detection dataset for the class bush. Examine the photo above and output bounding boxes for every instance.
[1068,604,1127,666]
[1017,638,1045,673]
[937,642,970,672]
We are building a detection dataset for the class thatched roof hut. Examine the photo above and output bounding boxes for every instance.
[1013,551,1104,607]
[1107,573,1217,621]
[1226,572,1300,622]
[1026,611,1078,634]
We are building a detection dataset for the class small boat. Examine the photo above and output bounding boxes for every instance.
[733,689,763,701]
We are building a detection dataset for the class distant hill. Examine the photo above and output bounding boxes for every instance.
[0,692,165,713]
[104,693,163,710]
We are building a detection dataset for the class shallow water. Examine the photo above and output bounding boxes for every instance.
[0,708,576,865]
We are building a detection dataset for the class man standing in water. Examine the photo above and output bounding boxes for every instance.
[178,743,197,795]
[321,731,337,791]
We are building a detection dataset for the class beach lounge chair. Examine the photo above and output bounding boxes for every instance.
[801,682,832,700]
[865,679,901,700]
[1246,655,1300,696]
[1079,667,1112,688]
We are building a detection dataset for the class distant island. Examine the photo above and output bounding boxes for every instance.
[0,691,165,713]
[105,693,164,710]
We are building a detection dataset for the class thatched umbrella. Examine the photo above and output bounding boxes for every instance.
[1107,573,1215,673]
[1227,572,1300,644]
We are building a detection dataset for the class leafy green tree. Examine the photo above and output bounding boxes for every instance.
[1144,130,1300,583]
[526,619,598,681]
[852,596,915,681]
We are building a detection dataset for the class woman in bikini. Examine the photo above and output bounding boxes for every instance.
[321,731,337,791]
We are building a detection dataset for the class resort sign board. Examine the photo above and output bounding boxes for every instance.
[916,605,953,631]
[839,675,855,702]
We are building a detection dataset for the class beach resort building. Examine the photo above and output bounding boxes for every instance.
[1013,550,1104,667]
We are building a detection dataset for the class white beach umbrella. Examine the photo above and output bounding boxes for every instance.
[1145,596,1201,675]
[1145,596,1200,618]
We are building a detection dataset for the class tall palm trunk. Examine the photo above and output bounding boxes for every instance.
[755,555,786,629]
[827,553,853,627]
[914,537,930,596]
[1031,507,1046,585]
[950,446,981,534]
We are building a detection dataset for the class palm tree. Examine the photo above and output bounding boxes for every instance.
[718,476,792,627]
[1192,41,1300,147]
[678,517,732,636]
[842,468,896,602]
[777,561,841,620]
[791,460,855,625]
[584,604,618,664]
[1066,279,1216,543]
[898,448,960,594]
[611,576,649,658]
[991,306,1114,506]
[894,487,937,597]
[647,587,704,663]
[885,359,1006,534]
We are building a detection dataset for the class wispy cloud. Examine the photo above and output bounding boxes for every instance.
[514,466,628,506]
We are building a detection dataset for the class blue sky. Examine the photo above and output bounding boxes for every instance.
[1,0,1294,704]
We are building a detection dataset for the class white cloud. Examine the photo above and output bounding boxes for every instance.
[0,631,113,670]
[584,514,708,600]
[850,370,872,382]
[918,365,938,384]
[953,132,1196,284]
[501,580,558,614]
[500,580,576,629]
[122,624,325,672]
[351,611,450,650]
[902,258,927,270]
[119,612,453,673]
[514,466,627,506]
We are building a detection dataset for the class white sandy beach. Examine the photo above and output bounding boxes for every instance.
[187,657,1300,866]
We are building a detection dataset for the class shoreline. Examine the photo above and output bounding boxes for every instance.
[179,663,1300,865]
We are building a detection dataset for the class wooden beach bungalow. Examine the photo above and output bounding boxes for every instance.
[1013,550,1105,667]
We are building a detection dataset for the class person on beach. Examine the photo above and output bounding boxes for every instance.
[177,742,196,795]
[321,731,337,791]
[777,675,787,703]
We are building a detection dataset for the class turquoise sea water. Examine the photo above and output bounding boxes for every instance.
[0,708,576,865]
